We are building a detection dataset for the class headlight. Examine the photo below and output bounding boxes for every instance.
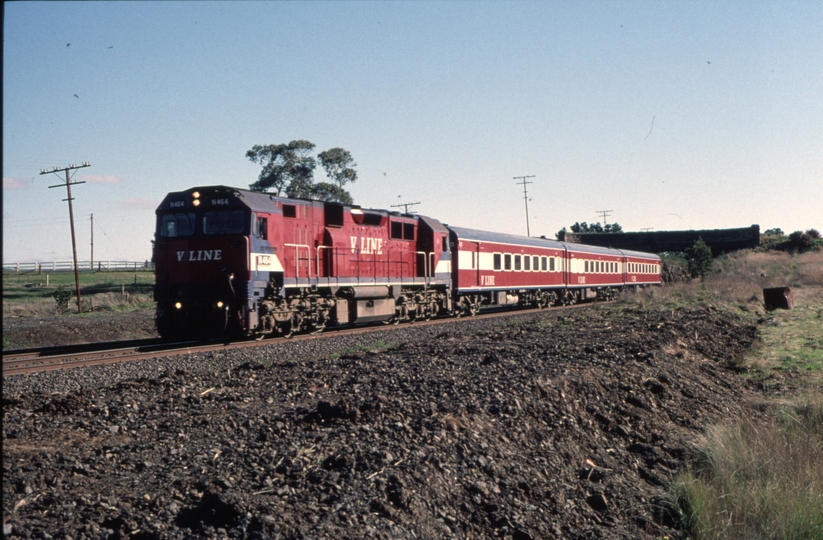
[216,301,224,308]
[174,302,183,309]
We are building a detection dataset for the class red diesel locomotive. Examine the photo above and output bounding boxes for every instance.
[153,186,660,338]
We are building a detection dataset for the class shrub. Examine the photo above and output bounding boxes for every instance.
[806,228,821,239]
[52,285,73,314]
[789,231,813,250]
[685,238,713,281]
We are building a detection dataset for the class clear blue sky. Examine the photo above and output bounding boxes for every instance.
[4,1,822,262]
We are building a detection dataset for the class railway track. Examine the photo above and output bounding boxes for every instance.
[2,303,591,377]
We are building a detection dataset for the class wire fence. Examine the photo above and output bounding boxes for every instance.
[3,260,154,273]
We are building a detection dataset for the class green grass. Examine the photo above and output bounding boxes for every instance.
[2,269,155,317]
[739,289,823,390]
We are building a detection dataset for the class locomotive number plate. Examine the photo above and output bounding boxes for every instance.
[257,255,272,266]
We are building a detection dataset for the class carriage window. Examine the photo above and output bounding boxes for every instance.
[159,213,195,238]
[524,256,530,271]
[504,254,512,271]
[585,261,589,272]
[494,253,502,270]
[514,255,521,271]
[548,257,554,271]
[533,256,539,271]
[203,210,245,235]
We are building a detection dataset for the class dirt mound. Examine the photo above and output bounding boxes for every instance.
[3,305,759,539]
[3,310,158,349]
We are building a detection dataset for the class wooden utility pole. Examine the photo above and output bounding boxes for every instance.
[597,210,613,227]
[514,175,535,236]
[41,162,90,313]
[90,213,94,271]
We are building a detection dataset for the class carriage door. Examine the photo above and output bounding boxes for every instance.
[471,242,481,288]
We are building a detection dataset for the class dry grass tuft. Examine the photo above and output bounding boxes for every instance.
[673,397,823,539]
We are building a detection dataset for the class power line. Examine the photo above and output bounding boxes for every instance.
[92,216,126,259]
[513,175,535,236]
[41,161,91,313]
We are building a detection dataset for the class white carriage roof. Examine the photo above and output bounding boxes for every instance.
[447,226,660,259]
[447,226,567,250]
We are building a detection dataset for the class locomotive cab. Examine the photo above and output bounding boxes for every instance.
[154,187,253,338]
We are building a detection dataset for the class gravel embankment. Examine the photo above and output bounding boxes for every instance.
[3,305,758,539]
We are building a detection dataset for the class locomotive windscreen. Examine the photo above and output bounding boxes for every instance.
[159,213,196,238]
